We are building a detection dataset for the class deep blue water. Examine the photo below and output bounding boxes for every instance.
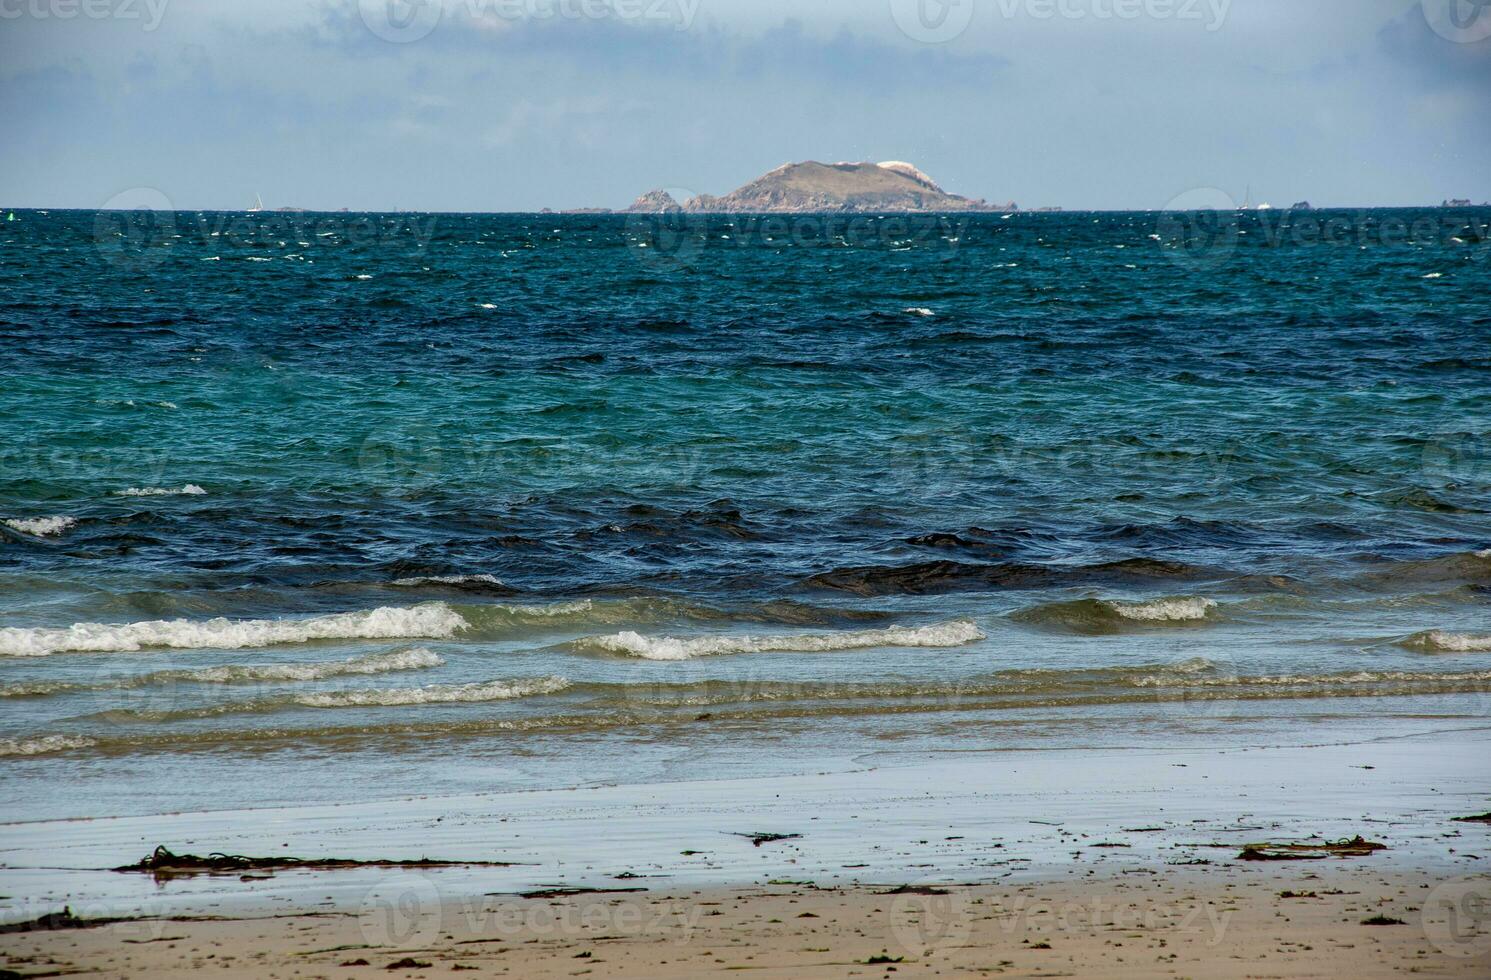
[0,207,1488,812]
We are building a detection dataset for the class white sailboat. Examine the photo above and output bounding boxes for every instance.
[248,193,265,213]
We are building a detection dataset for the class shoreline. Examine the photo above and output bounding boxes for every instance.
[3,724,1487,913]
[3,721,1489,976]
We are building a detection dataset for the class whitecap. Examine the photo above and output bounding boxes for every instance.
[0,648,445,697]
[295,676,568,708]
[1105,597,1217,622]
[0,734,98,757]
[114,484,207,497]
[392,574,503,587]
[904,307,935,317]
[3,516,76,536]
[576,620,984,662]
[1400,630,1491,653]
[0,604,468,657]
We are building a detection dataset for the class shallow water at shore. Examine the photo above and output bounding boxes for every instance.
[1,209,1489,820]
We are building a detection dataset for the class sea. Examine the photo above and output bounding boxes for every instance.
[1,206,1488,821]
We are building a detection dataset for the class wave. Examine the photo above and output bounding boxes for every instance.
[1012,596,1218,634]
[0,648,445,699]
[2,516,76,536]
[1355,550,1491,586]
[1398,630,1491,653]
[802,557,1209,596]
[0,734,99,757]
[295,676,568,708]
[114,484,207,497]
[572,620,985,661]
[90,675,570,721]
[0,604,468,657]
[392,574,504,587]
[15,662,1491,758]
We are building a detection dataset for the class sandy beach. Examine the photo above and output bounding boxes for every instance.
[4,726,1488,976]
[8,864,1490,979]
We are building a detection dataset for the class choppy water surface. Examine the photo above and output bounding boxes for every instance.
[1,208,1488,816]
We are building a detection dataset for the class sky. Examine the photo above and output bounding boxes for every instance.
[2,0,1488,211]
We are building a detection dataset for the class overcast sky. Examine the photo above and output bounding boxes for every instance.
[2,0,1487,210]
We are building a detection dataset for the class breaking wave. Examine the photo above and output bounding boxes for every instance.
[0,604,468,657]
[803,557,1210,596]
[91,675,571,721]
[0,734,98,757]
[2,516,76,537]
[113,484,207,497]
[0,648,445,698]
[572,620,985,661]
[1012,596,1219,634]
[1398,630,1491,653]
[392,574,505,588]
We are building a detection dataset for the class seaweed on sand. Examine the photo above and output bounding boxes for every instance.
[113,845,519,879]
[0,906,133,933]
[1237,836,1386,861]
[727,832,802,847]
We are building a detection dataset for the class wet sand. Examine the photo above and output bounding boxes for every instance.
[3,726,1488,976]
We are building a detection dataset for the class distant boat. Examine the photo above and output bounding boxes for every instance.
[248,193,265,213]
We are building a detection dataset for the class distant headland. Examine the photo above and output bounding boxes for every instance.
[626,160,1021,214]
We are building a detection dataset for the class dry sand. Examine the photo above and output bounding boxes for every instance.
[5,864,1490,978]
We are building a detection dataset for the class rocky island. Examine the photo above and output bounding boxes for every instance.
[628,160,1017,213]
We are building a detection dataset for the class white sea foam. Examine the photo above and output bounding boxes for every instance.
[578,620,984,662]
[392,574,503,587]
[904,307,935,316]
[1400,630,1491,653]
[0,604,468,658]
[3,516,76,536]
[0,734,98,757]
[294,676,569,708]
[1104,597,1217,622]
[114,484,207,497]
[0,648,446,697]
[184,647,446,683]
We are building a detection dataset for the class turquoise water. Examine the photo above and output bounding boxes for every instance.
[1,207,1488,816]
